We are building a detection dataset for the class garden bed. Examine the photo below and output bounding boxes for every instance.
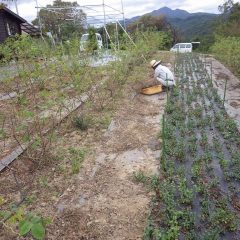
[145,53,240,239]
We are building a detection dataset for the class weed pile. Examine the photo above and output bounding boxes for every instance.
[145,53,240,239]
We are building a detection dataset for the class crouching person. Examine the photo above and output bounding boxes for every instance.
[150,60,176,88]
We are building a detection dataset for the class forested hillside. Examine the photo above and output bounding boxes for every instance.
[168,14,216,40]
[126,7,218,40]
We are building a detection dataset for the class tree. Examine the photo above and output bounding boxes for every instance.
[216,0,240,37]
[127,14,181,44]
[97,23,125,49]
[218,0,234,14]
[0,2,7,8]
[127,15,169,32]
[86,27,98,53]
[32,0,86,41]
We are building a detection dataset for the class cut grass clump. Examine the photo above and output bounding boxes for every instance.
[68,147,86,174]
[72,115,91,130]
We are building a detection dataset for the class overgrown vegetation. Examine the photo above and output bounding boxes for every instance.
[127,14,181,45]
[0,29,170,239]
[85,27,98,53]
[211,36,240,76]
[209,0,240,77]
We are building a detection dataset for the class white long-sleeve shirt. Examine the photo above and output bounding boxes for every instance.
[154,65,175,87]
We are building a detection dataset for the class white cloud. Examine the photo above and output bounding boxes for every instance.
[180,0,224,13]
[3,0,224,22]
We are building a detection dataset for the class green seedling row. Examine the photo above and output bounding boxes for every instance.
[145,53,240,240]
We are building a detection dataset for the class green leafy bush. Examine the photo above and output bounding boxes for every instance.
[0,204,51,240]
[19,213,51,240]
[0,35,44,63]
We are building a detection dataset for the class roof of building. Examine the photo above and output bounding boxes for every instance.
[0,6,40,36]
[0,6,26,23]
[21,22,40,35]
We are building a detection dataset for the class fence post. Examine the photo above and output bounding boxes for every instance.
[166,73,169,102]
[204,54,206,69]
[223,78,228,108]
[162,114,166,169]
[174,53,176,73]
[210,60,213,84]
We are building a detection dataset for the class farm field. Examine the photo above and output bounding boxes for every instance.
[1,46,240,239]
[145,53,240,239]
[1,0,240,238]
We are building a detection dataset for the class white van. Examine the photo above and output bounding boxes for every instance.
[170,43,193,53]
[80,33,103,51]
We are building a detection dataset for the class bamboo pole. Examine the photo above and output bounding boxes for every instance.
[102,0,108,50]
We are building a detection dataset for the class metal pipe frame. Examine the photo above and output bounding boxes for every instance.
[35,1,128,51]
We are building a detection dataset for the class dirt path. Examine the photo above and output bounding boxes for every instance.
[45,91,166,239]
[206,56,240,129]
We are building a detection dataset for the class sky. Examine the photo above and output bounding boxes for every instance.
[2,0,226,22]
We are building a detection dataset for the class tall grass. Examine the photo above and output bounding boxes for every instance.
[211,36,240,77]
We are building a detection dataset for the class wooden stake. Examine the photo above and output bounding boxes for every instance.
[223,78,228,108]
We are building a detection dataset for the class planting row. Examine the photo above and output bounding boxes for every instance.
[145,53,240,240]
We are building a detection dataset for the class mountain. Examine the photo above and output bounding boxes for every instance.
[150,7,191,19]
[126,7,219,40]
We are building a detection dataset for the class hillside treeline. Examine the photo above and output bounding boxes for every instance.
[127,14,181,44]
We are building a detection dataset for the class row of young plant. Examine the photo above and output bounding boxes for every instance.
[144,53,240,239]
[0,32,171,240]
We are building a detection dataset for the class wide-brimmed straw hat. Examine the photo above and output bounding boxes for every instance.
[150,60,161,68]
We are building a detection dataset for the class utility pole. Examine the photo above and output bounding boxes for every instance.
[120,0,126,30]
[35,0,44,40]
[14,0,18,15]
